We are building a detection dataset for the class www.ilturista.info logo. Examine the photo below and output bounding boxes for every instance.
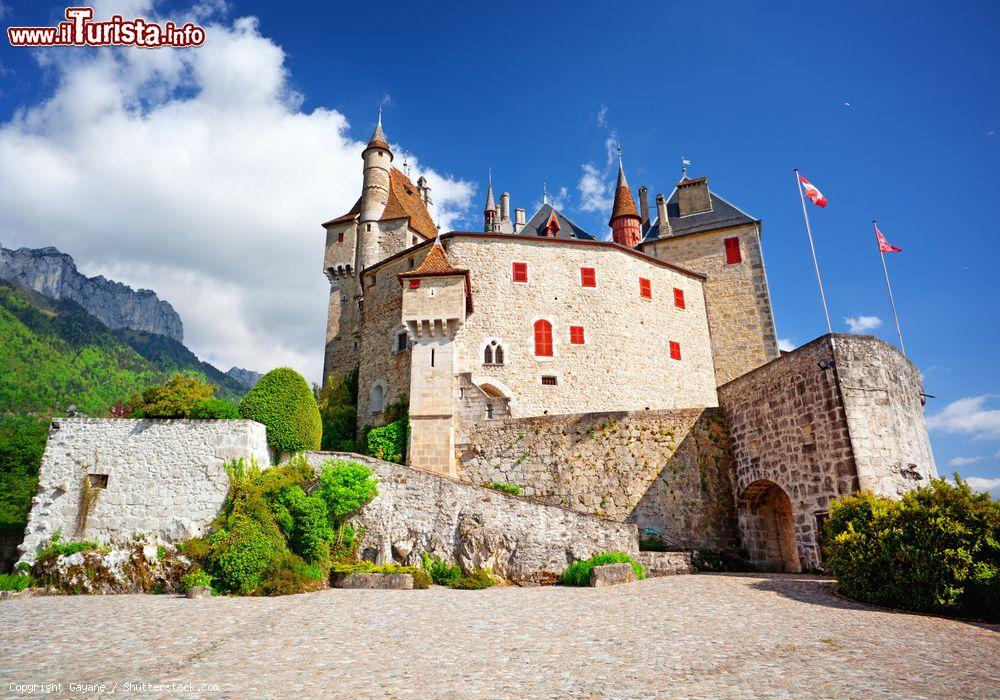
[7,7,206,48]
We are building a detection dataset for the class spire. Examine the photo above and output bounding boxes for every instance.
[366,107,391,152]
[484,168,499,232]
[484,168,496,212]
[609,147,642,248]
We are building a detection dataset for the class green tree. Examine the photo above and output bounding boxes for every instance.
[0,415,49,532]
[239,368,322,452]
[130,374,216,418]
[318,372,357,451]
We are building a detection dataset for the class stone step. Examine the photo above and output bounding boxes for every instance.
[637,551,694,577]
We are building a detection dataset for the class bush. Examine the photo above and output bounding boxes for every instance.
[130,374,217,418]
[317,459,379,523]
[449,568,497,590]
[188,399,239,419]
[367,418,408,464]
[422,553,462,586]
[825,477,999,620]
[0,573,32,592]
[561,552,647,586]
[318,372,357,451]
[37,531,100,560]
[483,482,522,496]
[207,514,288,595]
[239,368,322,452]
[180,569,213,591]
[257,553,325,596]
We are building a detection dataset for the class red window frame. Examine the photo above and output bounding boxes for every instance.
[639,277,652,299]
[534,319,553,357]
[724,237,742,264]
[580,267,596,288]
[337,232,344,243]
[569,325,585,345]
[669,341,682,360]
[512,262,528,283]
[408,279,420,289]
[673,287,685,309]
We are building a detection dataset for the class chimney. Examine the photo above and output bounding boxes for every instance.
[676,177,711,217]
[656,193,671,237]
[638,186,650,234]
[514,208,526,233]
[500,192,511,223]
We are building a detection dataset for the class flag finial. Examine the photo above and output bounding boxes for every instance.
[542,182,548,205]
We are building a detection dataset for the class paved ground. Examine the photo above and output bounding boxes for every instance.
[1,573,997,698]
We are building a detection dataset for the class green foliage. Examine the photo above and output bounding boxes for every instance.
[257,553,325,596]
[0,414,48,532]
[37,531,100,560]
[561,552,647,586]
[207,513,288,595]
[483,482,522,496]
[0,573,32,592]
[282,486,334,570]
[318,372,358,452]
[179,569,213,591]
[130,374,216,418]
[450,568,497,590]
[422,552,462,586]
[330,561,430,589]
[188,399,239,419]
[366,418,409,464]
[239,368,322,452]
[317,459,379,523]
[825,477,999,620]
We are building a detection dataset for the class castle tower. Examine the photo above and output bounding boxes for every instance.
[609,155,642,248]
[359,112,393,271]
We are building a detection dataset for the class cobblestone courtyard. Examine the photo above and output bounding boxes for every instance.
[2,574,997,698]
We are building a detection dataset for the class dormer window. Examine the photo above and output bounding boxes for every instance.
[542,213,560,238]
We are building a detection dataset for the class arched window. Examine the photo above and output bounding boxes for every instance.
[370,384,385,413]
[483,340,505,366]
[484,345,493,364]
[533,320,553,357]
[495,345,504,365]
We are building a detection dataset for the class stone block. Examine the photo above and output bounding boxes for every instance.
[589,562,635,587]
[331,573,414,590]
[185,586,212,599]
[637,551,694,577]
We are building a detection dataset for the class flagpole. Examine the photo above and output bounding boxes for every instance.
[794,169,833,335]
[873,219,906,355]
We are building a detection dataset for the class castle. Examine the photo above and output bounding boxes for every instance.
[320,117,937,572]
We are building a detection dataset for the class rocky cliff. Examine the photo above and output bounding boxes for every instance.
[226,367,263,389]
[0,246,183,342]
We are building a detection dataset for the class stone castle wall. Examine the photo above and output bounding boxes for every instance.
[643,223,778,385]
[456,408,740,554]
[303,452,639,585]
[18,419,270,564]
[446,235,719,417]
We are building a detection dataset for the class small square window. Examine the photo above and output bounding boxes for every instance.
[397,332,408,352]
[541,375,558,386]
[569,326,585,345]
[673,287,685,309]
[337,232,344,243]
[669,341,682,360]
[512,262,528,283]
[580,267,596,287]
[724,237,742,264]
[87,473,109,489]
[409,279,420,289]
[639,278,652,300]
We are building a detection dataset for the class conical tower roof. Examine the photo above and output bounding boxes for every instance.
[609,159,640,225]
[484,176,496,213]
[366,110,391,153]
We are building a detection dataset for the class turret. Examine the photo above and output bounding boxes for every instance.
[609,154,642,248]
[359,111,393,270]
[484,172,499,232]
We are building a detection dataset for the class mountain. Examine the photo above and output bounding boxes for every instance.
[0,280,244,415]
[226,367,263,389]
[0,246,184,342]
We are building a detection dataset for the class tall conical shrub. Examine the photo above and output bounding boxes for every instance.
[239,367,322,452]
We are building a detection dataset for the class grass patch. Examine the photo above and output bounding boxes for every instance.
[561,552,646,586]
[0,573,32,592]
[482,482,522,496]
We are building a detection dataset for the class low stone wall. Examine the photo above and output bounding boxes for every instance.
[303,452,639,585]
[455,408,740,554]
[18,418,270,564]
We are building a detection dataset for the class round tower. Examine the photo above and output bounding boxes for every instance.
[359,111,393,270]
[609,153,642,248]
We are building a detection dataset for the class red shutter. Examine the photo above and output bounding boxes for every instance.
[673,287,685,309]
[569,326,585,345]
[534,320,553,356]
[724,237,742,264]
[337,232,344,243]
[512,262,528,283]
[580,267,596,287]
[669,341,682,360]
[409,279,420,289]
[639,277,652,299]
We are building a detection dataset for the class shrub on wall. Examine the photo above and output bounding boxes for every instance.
[130,374,217,418]
[238,368,322,452]
[367,418,409,464]
[188,399,239,419]
[561,552,647,586]
[825,477,999,620]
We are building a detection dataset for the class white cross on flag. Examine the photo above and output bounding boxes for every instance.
[798,174,827,207]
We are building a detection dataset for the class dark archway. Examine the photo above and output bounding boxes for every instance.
[740,480,801,573]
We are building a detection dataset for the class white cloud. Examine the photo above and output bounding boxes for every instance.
[926,395,1000,440]
[578,163,612,213]
[844,315,883,333]
[596,105,608,128]
[777,338,796,352]
[0,2,473,384]
[965,477,1000,499]
[947,456,984,467]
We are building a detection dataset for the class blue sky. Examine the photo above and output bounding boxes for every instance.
[1,0,998,490]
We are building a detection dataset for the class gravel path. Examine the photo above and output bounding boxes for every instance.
[2,573,997,698]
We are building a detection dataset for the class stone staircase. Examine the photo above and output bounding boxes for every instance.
[637,551,695,577]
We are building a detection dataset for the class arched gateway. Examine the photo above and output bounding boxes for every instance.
[739,480,801,573]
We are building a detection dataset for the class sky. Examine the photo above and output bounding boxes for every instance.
[0,0,998,494]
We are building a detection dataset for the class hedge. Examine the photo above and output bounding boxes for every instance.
[367,418,408,464]
[825,477,999,620]
[238,368,322,452]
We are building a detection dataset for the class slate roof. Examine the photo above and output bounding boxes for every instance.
[517,203,596,240]
[641,181,758,243]
[322,168,436,240]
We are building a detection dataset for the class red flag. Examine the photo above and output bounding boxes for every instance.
[798,174,827,207]
[875,225,902,253]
